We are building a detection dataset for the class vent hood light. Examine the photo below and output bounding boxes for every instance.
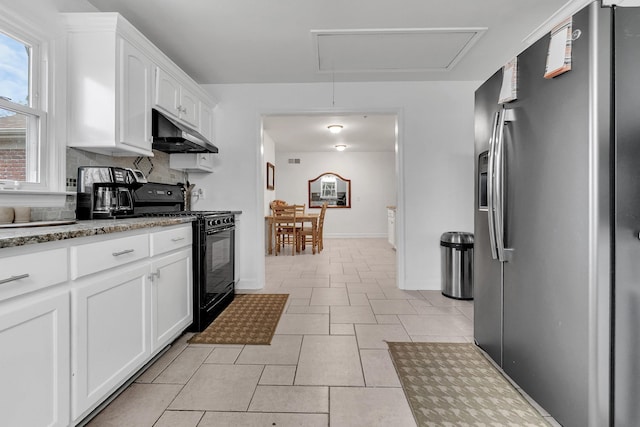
[328,124,343,134]
[335,144,347,151]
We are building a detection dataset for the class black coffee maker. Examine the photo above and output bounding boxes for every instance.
[76,167,144,220]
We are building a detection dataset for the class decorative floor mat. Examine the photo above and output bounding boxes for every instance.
[188,294,288,345]
[387,342,550,426]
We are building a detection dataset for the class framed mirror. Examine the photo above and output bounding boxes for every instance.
[308,172,351,208]
[266,162,275,190]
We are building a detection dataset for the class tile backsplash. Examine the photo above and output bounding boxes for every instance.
[29,148,186,221]
[65,147,184,191]
[30,194,77,221]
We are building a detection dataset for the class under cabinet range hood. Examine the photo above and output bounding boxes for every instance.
[151,109,219,154]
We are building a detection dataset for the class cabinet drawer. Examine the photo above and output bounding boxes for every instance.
[0,248,68,302]
[71,233,149,280]
[150,225,192,257]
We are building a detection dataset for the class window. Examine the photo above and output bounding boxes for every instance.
[0,25,47,190]
[320,175,337,199]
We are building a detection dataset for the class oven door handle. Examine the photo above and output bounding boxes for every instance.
[207,225,235,234]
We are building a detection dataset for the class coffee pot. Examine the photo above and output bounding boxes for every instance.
[76,167,144,220]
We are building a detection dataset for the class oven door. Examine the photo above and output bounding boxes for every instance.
[203,225,235,311]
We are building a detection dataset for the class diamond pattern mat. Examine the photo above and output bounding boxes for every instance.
[387,342,550,426]
[188,294,288,345]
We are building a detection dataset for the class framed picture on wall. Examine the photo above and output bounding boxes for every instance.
[266,162,275,190]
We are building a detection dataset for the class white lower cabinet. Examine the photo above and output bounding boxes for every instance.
[151,248,192,351]
[0,290,70,427]
[0,224,193,426]
[71,264,151,422]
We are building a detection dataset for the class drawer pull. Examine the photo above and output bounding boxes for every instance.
[112,249,134,257]
[0,273,30,285]
[171,237,185,242]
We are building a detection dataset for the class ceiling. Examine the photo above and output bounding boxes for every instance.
[84,0,576,85]
[263,114,397,153]
[80,0,580,152]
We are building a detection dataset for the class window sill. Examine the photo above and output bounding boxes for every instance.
[0,190,69,207]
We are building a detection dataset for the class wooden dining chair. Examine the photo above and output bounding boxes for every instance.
[272,205,298,256]
[316,202,328,253]
[299,202,326,254]
[298,210,316,254]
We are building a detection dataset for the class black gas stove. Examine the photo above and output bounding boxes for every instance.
[133,183,236,332]
[147,210,235,232]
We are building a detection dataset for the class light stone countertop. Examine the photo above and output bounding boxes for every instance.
[0,216,195,249]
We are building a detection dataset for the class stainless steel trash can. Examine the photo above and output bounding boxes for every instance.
[440,232,474,300]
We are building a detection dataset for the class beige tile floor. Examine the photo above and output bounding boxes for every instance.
[87,238,559,427]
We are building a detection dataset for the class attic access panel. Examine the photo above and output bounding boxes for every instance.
[312,28,486,73]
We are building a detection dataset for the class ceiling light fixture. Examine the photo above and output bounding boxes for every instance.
[335,144,347,151]
[328,124,343,134]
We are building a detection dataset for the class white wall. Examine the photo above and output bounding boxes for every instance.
[262,130,276,216]
[193,81,478,291]
[274,151,395,238]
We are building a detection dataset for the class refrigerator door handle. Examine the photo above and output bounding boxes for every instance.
[487,110,500,260]
[495,107,514,262]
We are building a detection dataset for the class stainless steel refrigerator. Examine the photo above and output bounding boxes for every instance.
[474,2,640,426]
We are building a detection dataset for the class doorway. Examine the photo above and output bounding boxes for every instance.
[260,111,401,284]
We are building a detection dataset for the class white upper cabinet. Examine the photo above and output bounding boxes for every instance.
[154,67,199,129]
[169,153,215,172]
[64,13,217,157]
[178,84,199,128]
[199,101,215,143]
[65,14,154,157]
[120,39,153,152]
[155,67,180,119]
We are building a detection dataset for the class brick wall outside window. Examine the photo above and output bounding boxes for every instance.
[0,148,26,181]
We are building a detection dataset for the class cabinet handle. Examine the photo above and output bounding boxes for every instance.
[148,269,161,281]
[0,273,29,285]
[171,237,185,242]
[112,249,134,257]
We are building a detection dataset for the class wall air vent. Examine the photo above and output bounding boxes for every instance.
[288,158,301,164]
[311,28,486,73]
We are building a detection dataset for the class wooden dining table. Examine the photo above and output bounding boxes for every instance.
[265,212,319,255]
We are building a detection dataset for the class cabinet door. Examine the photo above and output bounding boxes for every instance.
[154,67,180,117]
[151,249,192,351]
[0,291,70,427]
[119,38,152,152]
[179,85,199,128]
[200,101,214,142]
[169,153,215,172]
[72,264,151,421]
